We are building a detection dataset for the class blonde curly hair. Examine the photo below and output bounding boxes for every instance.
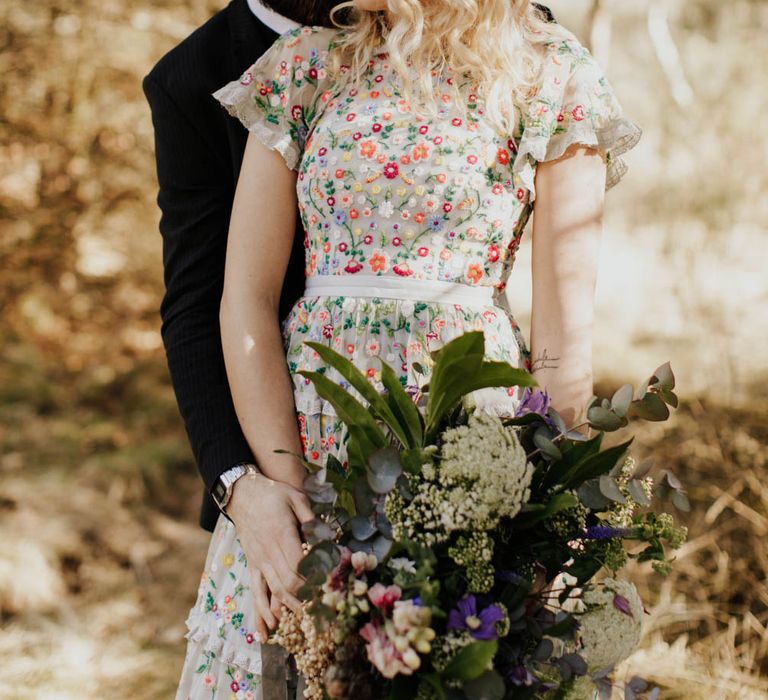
[326,0,575,135]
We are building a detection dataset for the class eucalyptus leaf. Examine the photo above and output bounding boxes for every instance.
[577,478,611,509]
[303,473,337,504]
[672,490,691,512]
[664,470,682,489]
[367,446,403,494]
[532,638,554,661]
[349,515,377,541]
[354,477,376,517]
[660,387,679,408]
[600,474,627,503]
[298,546,335,579]
[627,479,651,506]
[650,361,675,391]
[302,518,335,544]
[610,383,634,418]
[533,428,562,459]
[632,393,669,421]
[634,379,649,401]
[587,405,625,431]
[371,534,393,561]
[631,457,654,480]
[562,652,588,676]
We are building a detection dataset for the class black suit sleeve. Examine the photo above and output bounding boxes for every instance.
[143,72,253,496]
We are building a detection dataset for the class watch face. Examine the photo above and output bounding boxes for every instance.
[212,478,228,506]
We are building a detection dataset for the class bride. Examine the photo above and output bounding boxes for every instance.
[175,0,641,696]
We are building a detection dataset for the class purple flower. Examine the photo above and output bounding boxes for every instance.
[514,387,551,418]
[447,596,505,641]
[507,664,536,686]
[613,594,634,618]
[581,525,633,540]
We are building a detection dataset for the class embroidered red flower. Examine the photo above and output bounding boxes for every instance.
[383,161,399,179]
[572,104,585,121]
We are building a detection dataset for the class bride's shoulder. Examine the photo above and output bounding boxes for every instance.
[268,24,346,56]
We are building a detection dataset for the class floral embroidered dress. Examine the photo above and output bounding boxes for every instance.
[175,24,641,699]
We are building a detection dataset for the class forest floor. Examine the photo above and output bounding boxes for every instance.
[1,380,766,699]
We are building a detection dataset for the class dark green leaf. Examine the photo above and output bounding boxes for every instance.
[561,438,634,489]
[463,670,505,700]
[512,492,578,529]
[303,342,416,447]
[297,370,388,446]
[443,640,498,681]
[379,359,424,448]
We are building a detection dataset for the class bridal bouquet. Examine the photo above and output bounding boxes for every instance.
[274,331,687,700]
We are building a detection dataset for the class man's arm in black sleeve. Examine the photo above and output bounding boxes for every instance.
[143,72,253,500]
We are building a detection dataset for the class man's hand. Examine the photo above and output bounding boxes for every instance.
[227,471,314,642]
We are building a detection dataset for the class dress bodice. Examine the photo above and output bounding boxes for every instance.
[296,52,530,292]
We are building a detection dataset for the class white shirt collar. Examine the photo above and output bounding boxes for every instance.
[246,0,301,35]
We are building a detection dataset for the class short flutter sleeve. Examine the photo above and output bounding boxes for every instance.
[212,25,339,170]
[513,37,642,202]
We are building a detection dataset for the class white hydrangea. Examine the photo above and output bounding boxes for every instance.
[385,413,533,544]
[577,578,644,671]
[438,412,533,529]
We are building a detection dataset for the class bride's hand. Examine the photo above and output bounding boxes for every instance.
[227,470,314,642]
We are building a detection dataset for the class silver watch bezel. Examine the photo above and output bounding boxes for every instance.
[213,462,258,513]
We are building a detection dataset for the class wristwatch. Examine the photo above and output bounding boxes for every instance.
[211,462,260,515]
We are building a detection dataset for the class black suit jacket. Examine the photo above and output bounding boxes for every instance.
[143,0,307,532]
[143,0,555,533]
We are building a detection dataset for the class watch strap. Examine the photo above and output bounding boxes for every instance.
[211,462,259,515]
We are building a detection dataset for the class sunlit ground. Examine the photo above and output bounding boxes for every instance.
[0,0,766,698]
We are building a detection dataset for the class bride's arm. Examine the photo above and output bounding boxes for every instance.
[530,142,607,428]
[220,132,307,490]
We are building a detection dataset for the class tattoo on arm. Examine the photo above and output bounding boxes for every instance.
[531,349,559,373]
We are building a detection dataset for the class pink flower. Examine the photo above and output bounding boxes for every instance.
[203,675,215,688]
[359,622,413,679]
[572,104,585,121]
[368,583,402,613]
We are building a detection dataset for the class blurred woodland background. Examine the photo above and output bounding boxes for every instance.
[0,0,766,697]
